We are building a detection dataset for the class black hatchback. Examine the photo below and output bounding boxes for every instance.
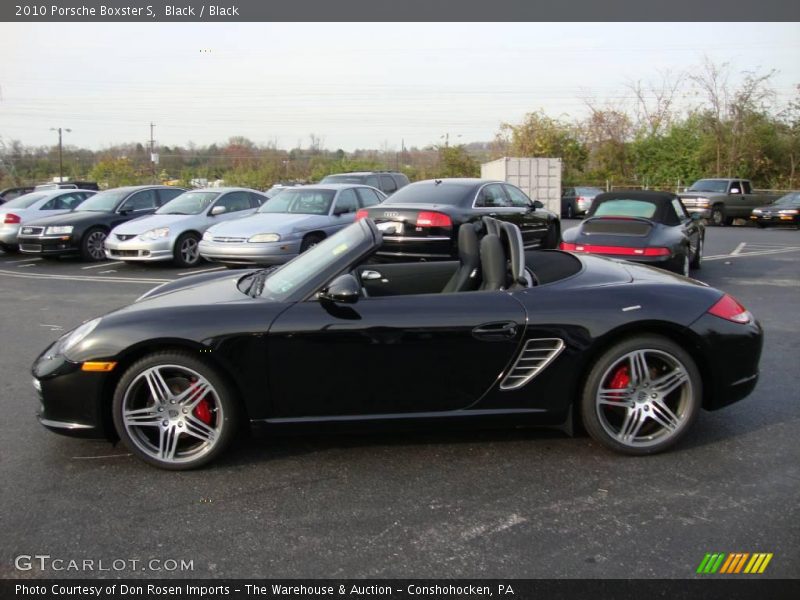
[18,185,186,261]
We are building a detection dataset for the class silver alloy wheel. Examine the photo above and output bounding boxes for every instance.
[86,230,107,260]
[180,237,200,265]
[121,364,223,464]
[595,349,693,449]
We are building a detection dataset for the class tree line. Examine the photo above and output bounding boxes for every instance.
[1,59,798,192]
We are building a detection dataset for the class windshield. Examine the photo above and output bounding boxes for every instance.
[244,221,371,301]
[157,191,219,215]
[1,193,47,209]
[687,179,729,193]
[75,189,128,212]
[774,193,800,207]
[258,189,335,215]
[384,182,473,206]
[594,199,657,219]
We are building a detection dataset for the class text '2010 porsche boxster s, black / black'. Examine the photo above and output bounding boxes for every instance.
[560,190,705,277]
[32,217,760,470]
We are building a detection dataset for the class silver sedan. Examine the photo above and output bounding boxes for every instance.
[0,189,95,251]
[105,188,267,267]
[199,184,386,265]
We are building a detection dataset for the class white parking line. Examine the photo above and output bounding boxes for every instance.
[17,263,36,268]
[731,242,747,255]
[6,257,41,264]
[99,270,118,274]
[704,247,800,261]
[178,266,227,276]
[0,268,171,284]
[81,261,123,270]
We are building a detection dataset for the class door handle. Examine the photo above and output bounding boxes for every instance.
[472,321,518,341]
[361,270,382,281]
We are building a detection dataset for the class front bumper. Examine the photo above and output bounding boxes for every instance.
[105,236,173,261]
[18,234,78,255]
[198,239,301,265]
[685,207,712,219]
[749,214,798,227]
[32,347,111,439]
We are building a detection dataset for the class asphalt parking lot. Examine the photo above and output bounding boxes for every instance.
[0,222,798,579]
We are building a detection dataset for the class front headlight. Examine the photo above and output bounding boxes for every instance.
[138,227,170,241]
[202,231,214,241]
[779,209,798,215]
[752,209,763,215]
[695,198,710,207]
[58,318,101,357]
[45,226,73,235]
[248,233,281,243]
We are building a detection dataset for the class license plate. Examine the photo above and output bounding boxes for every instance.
[377,221,403,235]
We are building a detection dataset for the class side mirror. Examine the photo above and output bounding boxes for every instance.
[532,200,544,209]
[730,188,740,195]
[210,205,227,216]
[333,206,351,216]
[318,274,360,304]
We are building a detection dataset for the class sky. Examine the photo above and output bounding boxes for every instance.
[0,22,798,152]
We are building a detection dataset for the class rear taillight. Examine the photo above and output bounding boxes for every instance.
[355,209,368,221]
[708,294,752,324]
[4,213,21,224]
[559,243,669,256]
[416,211,452,228]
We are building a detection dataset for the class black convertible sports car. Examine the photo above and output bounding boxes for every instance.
[32,218,761,470]
[357,178,560,261]
[560,191,705,277]
[17,185,186,261]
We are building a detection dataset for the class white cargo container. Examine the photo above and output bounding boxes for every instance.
[481,157,562,213]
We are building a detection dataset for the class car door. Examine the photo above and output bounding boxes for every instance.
[329,188,360,229]
[209,191,258,223]
[502,184,549,247]
[266,290,527,417]
[114,189,159,227]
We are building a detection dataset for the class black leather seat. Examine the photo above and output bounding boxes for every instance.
[479,233,507,291]
[442,223,481,293]
[500,221,529,288]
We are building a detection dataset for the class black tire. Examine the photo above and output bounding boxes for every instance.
[300,233,325,253]
[172,232,202,267]
[673,252,690,277]
[710,206,727,227]
[542,223,561,249]
[80,227,108,261]
[755,222,766,229]
[690,237,703,270]
[0,242,18,253]
[580,335,702,456]
[112,350,239,470]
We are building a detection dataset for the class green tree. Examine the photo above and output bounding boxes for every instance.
[89,157,139,187]
[435,145,479,178]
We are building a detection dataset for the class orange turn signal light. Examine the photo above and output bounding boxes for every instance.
[81,361,117,372]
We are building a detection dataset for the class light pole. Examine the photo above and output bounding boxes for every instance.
[50,127,71,182]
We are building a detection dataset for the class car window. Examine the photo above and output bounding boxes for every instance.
[380,175,398,194]
[365,175,380,188]
[594,199,657,219]
[504,185,531,208]
[356,187,383,208]
[42,193,84,210]
[740,180,752,194]
[563,188,574,197]
[334,189,359,214]
[216,191,253,213]
[120,189,158,212]
[2,193,47,209]
[158,188,185,204]
[475,184,510,208]
[671,199,689,221]
[249,192,266,208]
[259,189,336,215]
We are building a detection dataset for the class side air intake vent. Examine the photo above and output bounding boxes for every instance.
[500,338,565,391]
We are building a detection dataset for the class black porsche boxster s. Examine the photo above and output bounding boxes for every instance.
[32,217,761,470]
[560,190,705,277]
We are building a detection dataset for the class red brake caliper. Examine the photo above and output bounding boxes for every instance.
[608,365,630,391]
[188,379,213,425]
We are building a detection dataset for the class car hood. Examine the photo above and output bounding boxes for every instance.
[207,212,332,236]
[679,192,715,199]
[23,210,111,227]
[112,213,200,235]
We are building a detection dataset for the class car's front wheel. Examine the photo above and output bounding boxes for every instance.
[542,223,561,249]
[80,227,108,261]
[580,335,702,455]
[112,351,238,470]
[173,232,202,267]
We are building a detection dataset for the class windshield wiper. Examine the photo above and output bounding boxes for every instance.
[242,266,280,297]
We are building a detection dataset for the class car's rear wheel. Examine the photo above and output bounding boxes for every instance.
[112,351,238,470]
[690,237,703,269]
[542,223,560,249]
[580,335,701,455]
[173,232,201,267]
[300,233,324,253]
[0,242,18,253]
[80,227,108,261]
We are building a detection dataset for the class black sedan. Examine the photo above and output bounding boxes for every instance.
[560,191,704,277]
[750,192,800,228]
[357,178,560,261]
[33,217,761,470]
[17,185,186,261]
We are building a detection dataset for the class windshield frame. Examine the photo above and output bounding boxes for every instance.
[240,219,379,303]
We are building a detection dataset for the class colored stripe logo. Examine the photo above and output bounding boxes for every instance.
[696,553,773,574]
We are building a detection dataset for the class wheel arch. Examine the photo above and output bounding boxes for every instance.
[99,338,252,439]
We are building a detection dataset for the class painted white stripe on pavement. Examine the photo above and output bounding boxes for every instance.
[704,247,800,261]
[731,242,747,255]
[0,268,171,284]
[81,261,124,270]
[178,266,227,276]
[6,257,42,263]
